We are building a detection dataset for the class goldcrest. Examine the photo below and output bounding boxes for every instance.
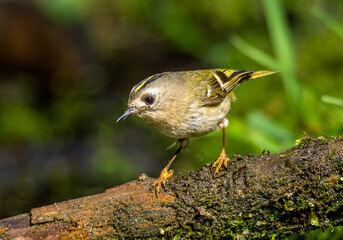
[117,69,277,195]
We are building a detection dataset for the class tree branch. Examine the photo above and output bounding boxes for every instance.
[1,136,342,239]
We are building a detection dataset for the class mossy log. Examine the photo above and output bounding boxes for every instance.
[1,136,343,239]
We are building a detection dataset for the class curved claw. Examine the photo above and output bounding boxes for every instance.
[152,168,174,197]
[211,149,229,176]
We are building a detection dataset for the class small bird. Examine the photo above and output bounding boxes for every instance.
[117,69,277,195]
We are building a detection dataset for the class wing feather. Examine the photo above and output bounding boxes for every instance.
[202,69,277,106]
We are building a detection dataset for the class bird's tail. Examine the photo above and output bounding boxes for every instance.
[219,69,279,93]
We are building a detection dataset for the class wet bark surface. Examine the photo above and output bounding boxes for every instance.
[1,136,342,239]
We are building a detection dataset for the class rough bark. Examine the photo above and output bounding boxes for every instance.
[0,136,343,239]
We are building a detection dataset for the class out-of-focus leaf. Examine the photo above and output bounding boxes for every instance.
[312,6,343,40]
[321,95,343,107]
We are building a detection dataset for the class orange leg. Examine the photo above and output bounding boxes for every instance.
[152,138,188,196]
[211,120,229,176]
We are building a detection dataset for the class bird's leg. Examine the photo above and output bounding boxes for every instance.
[152,138,188,196]
[211,118,230,176]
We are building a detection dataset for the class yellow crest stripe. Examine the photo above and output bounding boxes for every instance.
[133,75,154,93]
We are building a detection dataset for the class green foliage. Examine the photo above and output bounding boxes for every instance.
[312,5,343,40]
[0,105,50,143]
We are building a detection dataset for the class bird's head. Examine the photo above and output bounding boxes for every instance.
[117,72,181,123]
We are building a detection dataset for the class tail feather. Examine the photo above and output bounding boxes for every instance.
[203,69,278,106]
[218,69,278,93]
[250,70,279,80]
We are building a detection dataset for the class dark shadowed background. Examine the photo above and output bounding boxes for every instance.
[0,1,342,239]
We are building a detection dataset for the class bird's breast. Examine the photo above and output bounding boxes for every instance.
[144,96,232,139]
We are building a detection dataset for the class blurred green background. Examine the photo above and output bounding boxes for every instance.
[0,0,342,238]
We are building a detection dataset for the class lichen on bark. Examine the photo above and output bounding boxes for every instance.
[0,136,342,239]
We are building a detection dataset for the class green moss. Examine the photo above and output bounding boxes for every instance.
[163,135,343,239]
[325,200,343,214]
[275,178,284,184]
[310,215,320,226]
[234,219,244,225]
[295,135,343,147]
[295,134,314,146]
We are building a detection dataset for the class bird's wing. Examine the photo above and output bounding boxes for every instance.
[202,69,253,106]
[201,69,278,106]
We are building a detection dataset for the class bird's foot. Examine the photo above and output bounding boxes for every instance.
[211,148,229,176]
[152,167,174,197]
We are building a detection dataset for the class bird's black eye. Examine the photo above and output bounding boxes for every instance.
[144,96,154,105]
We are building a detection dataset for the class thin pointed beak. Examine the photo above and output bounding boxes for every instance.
[116,107,139,122]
